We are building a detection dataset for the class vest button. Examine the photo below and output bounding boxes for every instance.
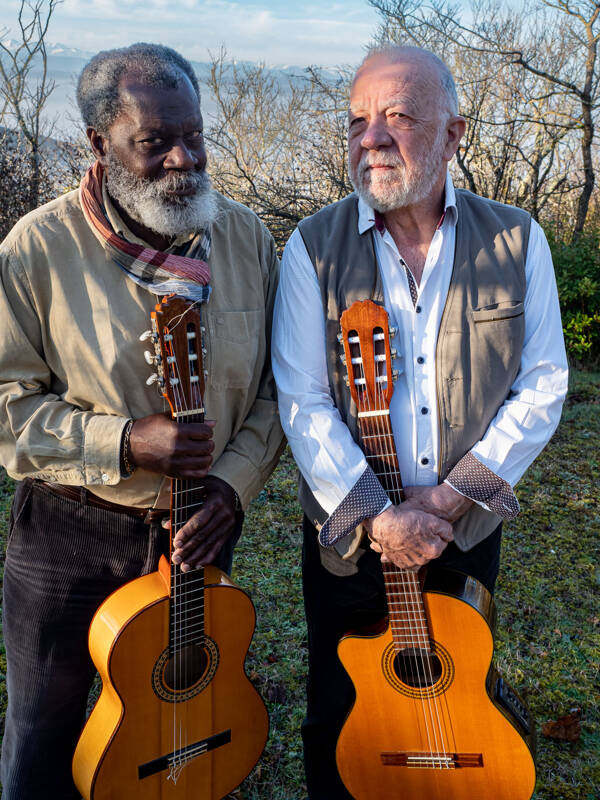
[417,356,425,364]
[421,406,428,414]
[416,305,422,313]
[420,457,429,465]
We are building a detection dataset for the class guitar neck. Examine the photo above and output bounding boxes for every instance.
[357,413,432,654]
[168,410,207,653]
[149,293,209,655]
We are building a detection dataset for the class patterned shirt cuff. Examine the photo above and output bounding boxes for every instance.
[445,452,520,520]
[318,466,389,547]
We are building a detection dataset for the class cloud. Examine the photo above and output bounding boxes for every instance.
[0,0,379,67]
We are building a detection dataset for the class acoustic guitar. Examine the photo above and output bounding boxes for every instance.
[335,299,536,800]
[72,295,268,799]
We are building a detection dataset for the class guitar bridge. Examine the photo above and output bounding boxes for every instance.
[380,752,483,769]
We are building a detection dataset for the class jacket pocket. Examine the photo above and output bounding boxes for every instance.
[204,309,262,389]
[472,300,524,323]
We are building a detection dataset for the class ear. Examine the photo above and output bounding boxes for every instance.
[87,127,110,166]
[443,115,466,162]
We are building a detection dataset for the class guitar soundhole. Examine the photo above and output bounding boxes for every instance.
[393,648,443,688]
[162,644,209,691]
[152,636,219,702]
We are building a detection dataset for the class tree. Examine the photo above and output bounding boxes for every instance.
[368,0,600,235]
[204,51,353,248]
[0,0,60,228]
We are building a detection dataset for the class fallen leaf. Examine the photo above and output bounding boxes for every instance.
[541,708,581,741]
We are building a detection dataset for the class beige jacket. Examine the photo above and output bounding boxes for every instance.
[0,185,284,510]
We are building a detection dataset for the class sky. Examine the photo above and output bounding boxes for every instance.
[0,0,382,68]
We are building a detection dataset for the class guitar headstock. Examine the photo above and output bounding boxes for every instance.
[339,300,396,414]
[148,295,206,421]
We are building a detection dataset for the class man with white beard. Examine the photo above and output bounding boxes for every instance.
[0,43,283,799]
[272,45,568,798]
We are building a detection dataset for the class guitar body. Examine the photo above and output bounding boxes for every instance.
[336,570,536,800]
[73,562,268,799]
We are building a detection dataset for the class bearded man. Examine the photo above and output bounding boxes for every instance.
[0,43,283,799]
[272,45,568,799]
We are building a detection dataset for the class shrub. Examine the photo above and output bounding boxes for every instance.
[546,230,600,367]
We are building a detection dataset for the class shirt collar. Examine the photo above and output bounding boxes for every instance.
[101,174,195,251]
[357,170,458,235]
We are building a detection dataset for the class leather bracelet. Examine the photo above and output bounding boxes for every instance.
[121,419,135,476]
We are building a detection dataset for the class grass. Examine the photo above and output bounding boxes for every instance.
[1,369,598,799]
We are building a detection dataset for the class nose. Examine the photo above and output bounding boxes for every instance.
[360,116,392,151]
[163,140,199,170]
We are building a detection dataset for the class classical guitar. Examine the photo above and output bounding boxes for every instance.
[72,295,268,799]
[335,299,536,800]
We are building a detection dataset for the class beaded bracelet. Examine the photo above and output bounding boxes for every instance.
[121,419,135,476]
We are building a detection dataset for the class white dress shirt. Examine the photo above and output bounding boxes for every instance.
[272,174,568,530]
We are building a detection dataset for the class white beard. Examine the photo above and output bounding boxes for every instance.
[349,125,447,212]
[106,153,218,237]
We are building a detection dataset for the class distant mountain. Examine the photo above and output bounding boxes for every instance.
[0,42,335,136]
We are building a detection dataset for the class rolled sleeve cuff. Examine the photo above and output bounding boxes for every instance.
[445,452,520,520]
[318,466,389,547]
[83,414,130,486]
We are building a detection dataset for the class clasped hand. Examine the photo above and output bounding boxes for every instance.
[128,413,237,571]
[365,483,473,571]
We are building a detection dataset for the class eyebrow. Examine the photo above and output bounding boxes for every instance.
[349,93,421,115]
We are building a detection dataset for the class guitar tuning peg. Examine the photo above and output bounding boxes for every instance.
[340,354,347,365]
[392,369,399,381]
[390,348,397,358]
[146,373,159,386]
[389,326,397,337]
[143,350,155,365]
[337,332,343,343]
[139,330,153,341]
[344,376,350,386]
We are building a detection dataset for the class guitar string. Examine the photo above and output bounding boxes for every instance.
[352,330,438,759]
[169,337,187,774]
[172,319,206,774]
[370,343,448,767]
[173,312,207,775]
[366,332,443,764]
[373,344,451,768]
[170,305,197,776]
[168,319,204,775]
[377,344,452,769]
[355,322,449,768]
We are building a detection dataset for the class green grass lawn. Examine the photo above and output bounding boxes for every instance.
[1,370,598,799]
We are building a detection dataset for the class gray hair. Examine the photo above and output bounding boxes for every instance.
[77,42,201,132]
[358,43,459,116]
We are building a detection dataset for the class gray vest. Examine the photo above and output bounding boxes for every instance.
[297,190,530,566]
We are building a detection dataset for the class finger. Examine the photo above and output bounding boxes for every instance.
[172,497,227,545]
[179,529,231,570]
[165,455,214,479]
[434,519,454,542]
[175,437,215,457]
[174,515,233,562]
[184,422,216,441]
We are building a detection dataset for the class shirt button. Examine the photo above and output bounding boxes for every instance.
[421,457,429,465]
[416,305,422,313]
[421,406,428,415]
[101,473,109,483]
[417,356,425,364]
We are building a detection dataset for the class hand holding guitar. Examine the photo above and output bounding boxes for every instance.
[171,475,238,571]
[403,483,473,523]
[365,503,454,570]
[128,411,215,478]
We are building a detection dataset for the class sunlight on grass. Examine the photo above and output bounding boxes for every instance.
[0,372,598,799]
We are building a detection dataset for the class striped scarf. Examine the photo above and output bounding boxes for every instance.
[79,161,211,301]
